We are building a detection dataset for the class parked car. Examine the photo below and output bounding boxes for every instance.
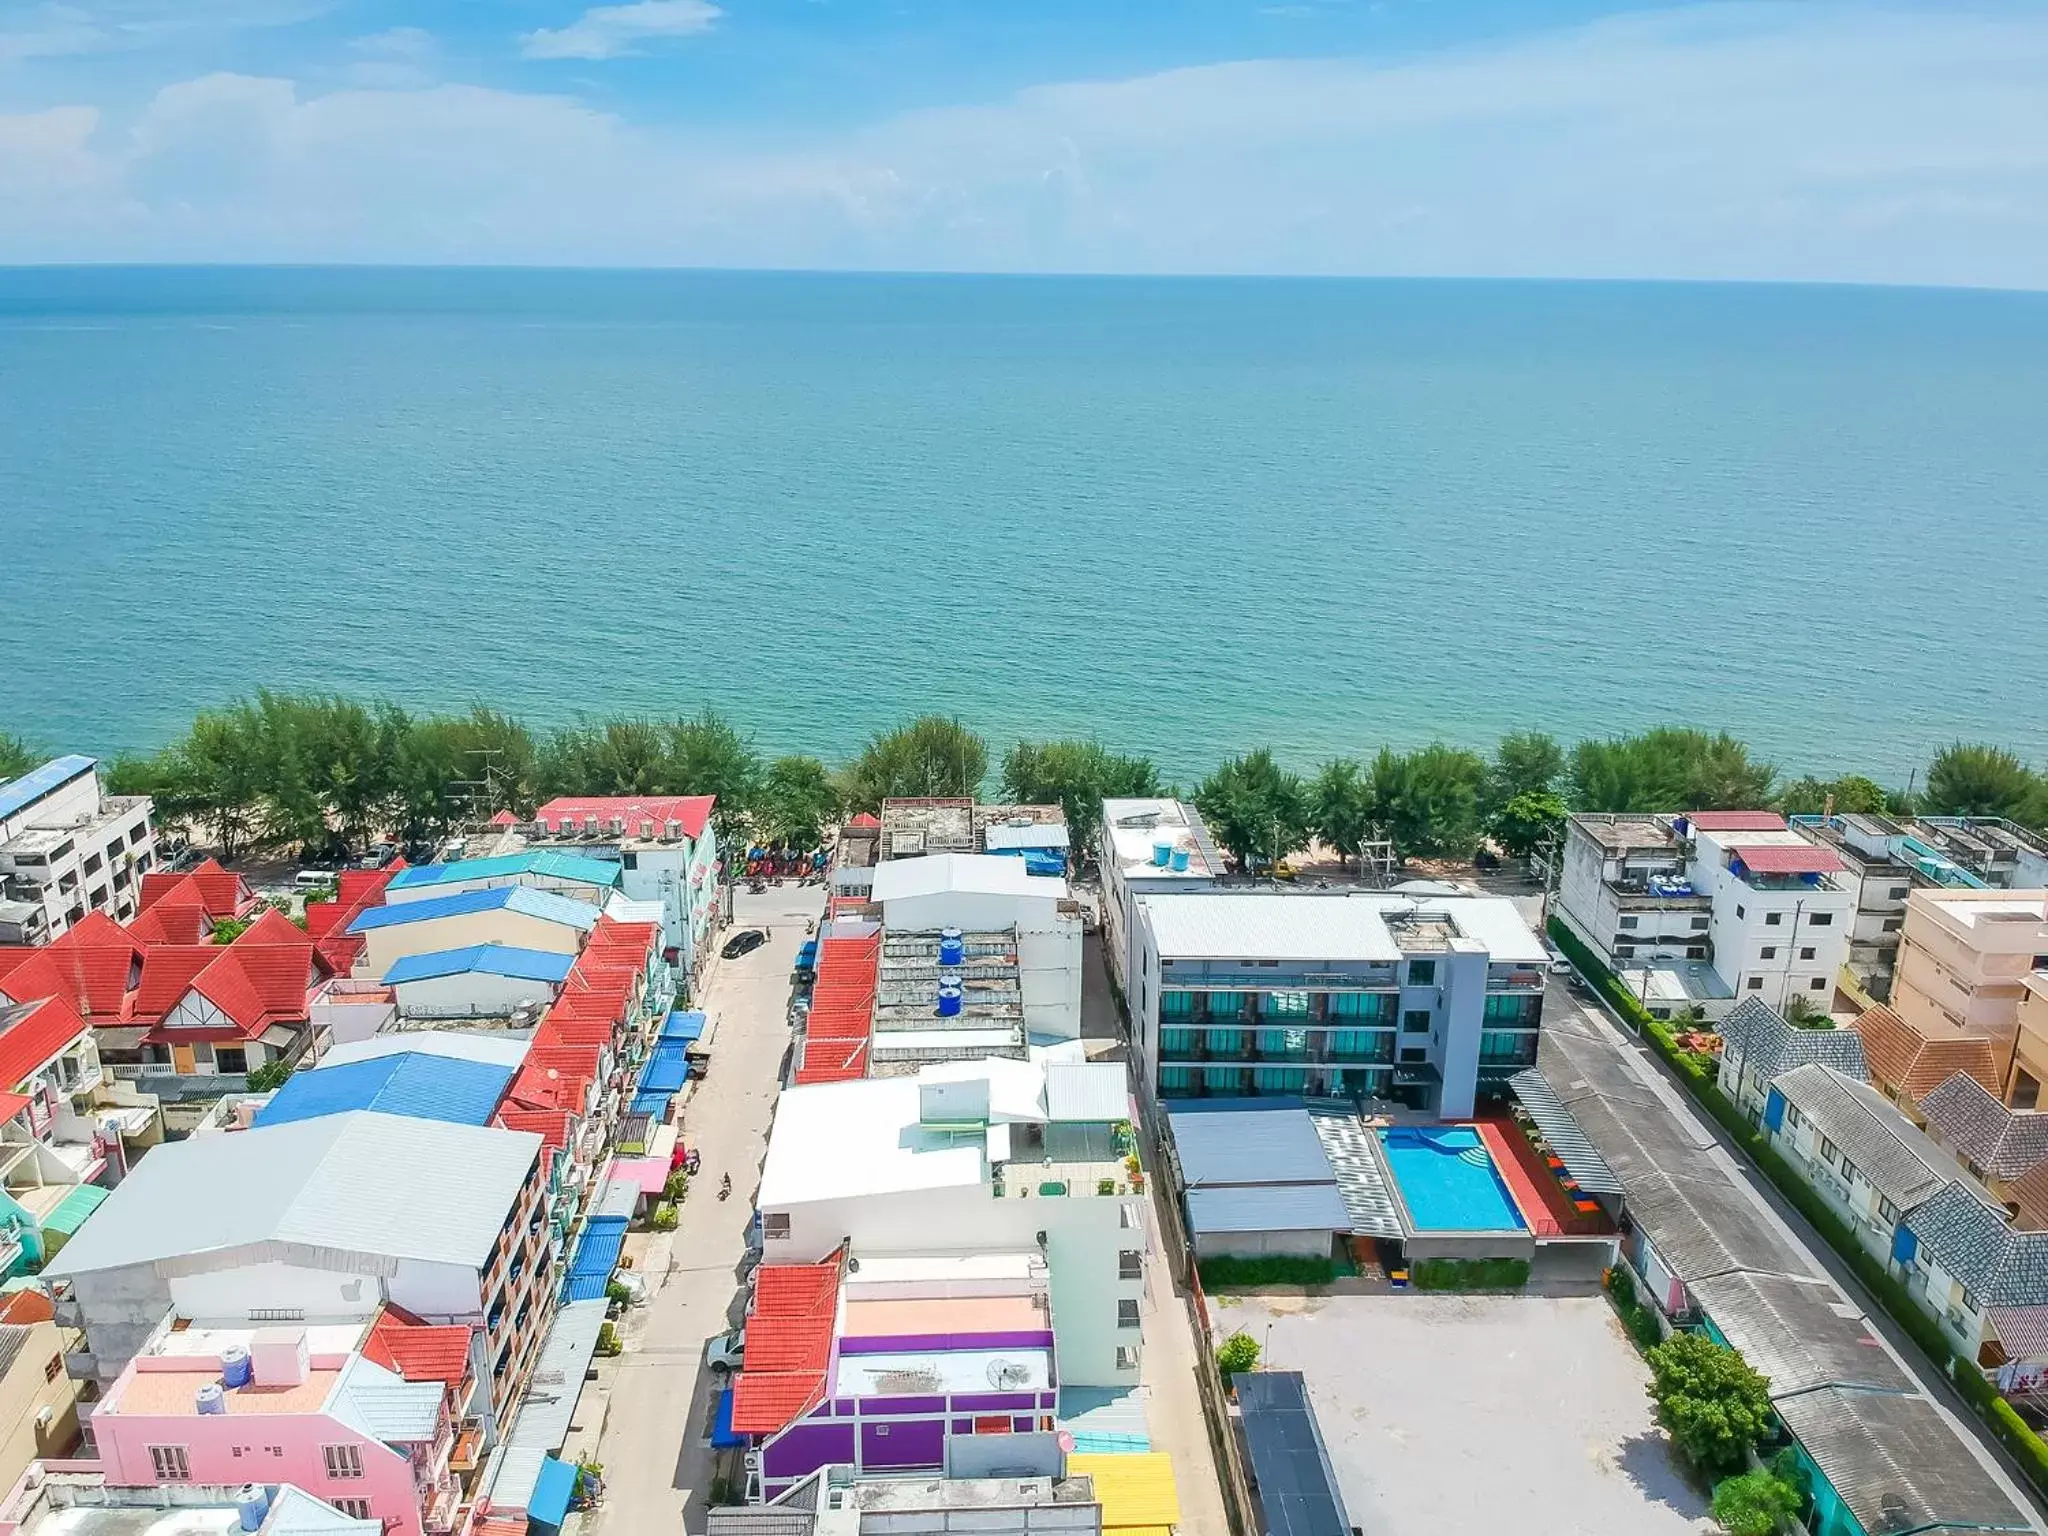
[706,1329,745,1378]
[1547,952,1575,975]
[722,929,768,960]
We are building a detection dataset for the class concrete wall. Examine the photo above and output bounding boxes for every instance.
[0,1319,78,1492]
[392,972,559,1019]
[1191,1228,1333,1260]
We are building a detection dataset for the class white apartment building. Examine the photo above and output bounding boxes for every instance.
[1096,799,1224,994]
[1130,890,1549,1120]
[0,757,156,945]
[868,855,1083,1042]
[1558,811,1852,1016]
[754,1057,1145,1391]
[525,795,723,981]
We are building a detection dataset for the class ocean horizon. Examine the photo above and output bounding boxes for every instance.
[5,266,2046,786]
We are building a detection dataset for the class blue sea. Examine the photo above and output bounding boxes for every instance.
[3,267,2045,784]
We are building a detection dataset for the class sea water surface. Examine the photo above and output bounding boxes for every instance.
[3,267,2046,782]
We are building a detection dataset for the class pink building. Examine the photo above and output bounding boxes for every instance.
[88,1321,460,1535]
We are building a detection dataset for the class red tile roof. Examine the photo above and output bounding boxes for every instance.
[0,1290,53,1324]
[138,859,254,920]
[732,1258,842,1435]
[495,1104,573,1156]
[1852,1004,2004,1103]
[364,1304,474,1386]
[0,996,90,1091]
[129,893,211,946]
[845,813,881,830]
[1728,843,1845,876]
[131,946,221,1017]
[1685,811,1788,832]
[534,794,715,842]
[795,933,881,1085]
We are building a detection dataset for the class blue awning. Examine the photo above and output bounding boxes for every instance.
[631,1089,676,1119]
[662,1011,707,1044]
[639,1040,689,1094]
[712,1387,746,1448]
[531,1455,578,1527]
[562,1214,628,1302]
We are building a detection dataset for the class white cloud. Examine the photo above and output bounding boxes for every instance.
[4,4,2048,284]
[519,0,720,61]
[343,25,438,87]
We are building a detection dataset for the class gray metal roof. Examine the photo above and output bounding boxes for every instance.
[1920,1071,2048,1183]
[1044,1062,1129,1124]
[1904,1181,2048,1307]
[1305,1102,1403,1239]
[1772,1064,1965,1208]
[45,1110,541,1277]
[327,1354,445,1444]
[508,1298,608,1452]
[0,1325,31,1382]
[707,1509,818,1536]
[1234,1371,1353,1536]
[1509,1067,1624,1194]
[1774,1387,2032,1534]
[1718,997,1867,1083]
[1687,1272,1914,1399]
[1624,1170,1823,1282]
[1167,1104,1336,1189]
[1186,1183,1350,1237]
[266,1486,384,1534]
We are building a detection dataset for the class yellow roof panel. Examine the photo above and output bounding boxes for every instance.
[1068,1452,1181,1530]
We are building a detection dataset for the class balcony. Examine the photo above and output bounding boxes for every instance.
[449,1424,484,1474]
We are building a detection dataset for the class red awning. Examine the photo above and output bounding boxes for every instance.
[1729,844,1844,876]
[1686,811,1787,832]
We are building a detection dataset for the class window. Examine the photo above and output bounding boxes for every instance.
[1117,1299,1141,1329]
[1810,977,1828,990]
[1399,1046,1427,1063]
[1765,912,1782,927]
[1840,1159,1858,1185]
[1760,946,1777,960]
[1799,947,1816,961]
[2034,954,2048,971]
[333,1501,374,1522]
[1619,916,1639,930]
[1809,913,1833,927]
[1615,945,1636,958]
[1262,991,1310,1020]
[1819,1137,1837,1165]
[761,1213,791,1240]
[1115,1346,1140,1371]
[1686,947,1706,960]
[1878,1195,1900,1223]
[2014,1071,2042,1112]
[1785,1103,1803,1129]
[1401,1010,1431,1034]
[1882,917,1903,933]
[1960,1288,1979,1314]
[1736,905,1746,919]
[323,1445,363,1480]
[215,1047,247,1075]
[1160,990,1196,1020]
[1407,959,1437,985]
[1120,1203,1141,1230]
[621,851,638,870]
[1119,1250,1143,1280]
[1746,977,1763,992]
[149,1446,191,1481]
[43,1355,60,1383]
[1889,886,1910,901]
[1690,916,1710,930]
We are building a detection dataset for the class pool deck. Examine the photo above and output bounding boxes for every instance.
[1476,1117,1616,1240]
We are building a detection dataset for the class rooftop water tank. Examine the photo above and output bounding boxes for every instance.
[1152,839,1174,867]
[196,1382,226,1415]
[221,1344,252,1389]
[938,929,966,967]
[936,983,964,1019]
[236,1486,270,1533]
[1170,848,1190,872]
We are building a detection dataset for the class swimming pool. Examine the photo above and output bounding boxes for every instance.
[1378,1126,1528,1232]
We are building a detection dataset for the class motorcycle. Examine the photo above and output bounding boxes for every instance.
[718,1173,733,1201]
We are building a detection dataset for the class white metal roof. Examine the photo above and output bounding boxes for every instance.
[871,853,1066,904]
[507,1297,608,1452]
[1143,890,1545,964]
[983,822,1072,851]
[917,1057,1048,1122]
[1045,1062,1129,1123]
[759,1078,986,1205]
[327,1353,445,1443]
[1101,798,1220,878]
[321,1031,532,1071]
[46,1111,540,1277]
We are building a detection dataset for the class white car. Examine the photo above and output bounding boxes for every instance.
[1547,954,1575,975]
[706,1329,745,1378]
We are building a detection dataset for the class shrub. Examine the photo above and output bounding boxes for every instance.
[1411,1257,1530,1292]
[1217,1331,1261,1378]
[595,1322,622,1357]
[1097,1178,1116,1196]
[605,1279,634,1306]
[651,1201,679,1232]
[246,1059,293,1093]
[1197,1254,1337,1289]
[664,1171,688,1202]
[1645,1332,1774,1478]
[1711,1468,1800,1536]
[1604,1265,1664,1351]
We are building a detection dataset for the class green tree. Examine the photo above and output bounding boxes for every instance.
[0,733,37,782]
[1710,1469,1801,1536]
[1216,1331,1260,1378]
[1369,743,1488,858]
[1488,730,1564,813]
[444,706,540,814]
[1570,728,1776,813]
[1644,1332,1774,1478]
[1000,740,1161,853]
[1924,743,2039,821]
[757,755,840,847]
[663,709,763,815]
[1195,750,1311,870]
[842,716,988,810]
[1491,790,1569,861]
[1310,759,1378,870]
[173,707,269,862]
[1776,774,1892,818]
[246,1059,294,1093]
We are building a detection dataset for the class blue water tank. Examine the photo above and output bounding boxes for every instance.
[236,1486,270,1533]
[220,1344,252,1389]
[1170,848,1190,872]
[938,929,966,967]
[936,984,964,1018]
[1152,839,1173,867]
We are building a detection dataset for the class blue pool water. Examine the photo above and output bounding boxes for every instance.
[1378,1127,1527,1233]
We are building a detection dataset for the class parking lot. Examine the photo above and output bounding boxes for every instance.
[1212,1292,1713,1536]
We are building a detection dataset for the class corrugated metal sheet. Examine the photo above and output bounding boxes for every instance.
[662,1011,707,1044]
[254,1054,515,1130]
[1066,1453,1180,1530]
[40,1182,109,1237]
[389,851,621,891]
[508,1298,608,1452]
[563,1214,629,1302]
[0,756,93,822]
[1186,1183,1349,1236]
[1776,1387,2030,1534]
[1304,1103,1403,1239]
[1689,1272,1913,1398]
[384,944,576,986]
[348,885,600,933]
[1045,1062,1128,1123]
[639,1040,690,1095]
[983,822,1072,851]
[1233,1372,1352,1536]
[1509,1067,1624,1194]
[1168,1104,1335,1188]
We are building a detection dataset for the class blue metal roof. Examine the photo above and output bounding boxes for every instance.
[388,851,623,893]
[253,1053,515,1130]
[530,1455,578,1528]
[661,1011,706,1044]
[631,1089,676,1118]
[563,1213,629,1301]
[640,1040,690,1095]
[712,1388,746,1449]
[383,944,577,986]
[0,756,96,822]
[1168,1103,1336,1189]
[348,885,601,933]
[1186,1183,1350,1236]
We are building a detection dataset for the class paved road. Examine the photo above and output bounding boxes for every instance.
[589,885,819,1536]
[1555,978,2048,1531]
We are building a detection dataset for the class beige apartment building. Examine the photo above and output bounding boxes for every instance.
[1889,889,2048,1107]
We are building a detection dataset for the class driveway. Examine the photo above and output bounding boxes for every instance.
[1214,1292,1713,1536]
[585,885,818,1535]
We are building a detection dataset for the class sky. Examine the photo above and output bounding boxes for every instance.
[1,0,2046,284]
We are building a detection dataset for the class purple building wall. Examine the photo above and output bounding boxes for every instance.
[862,1418,946,1470]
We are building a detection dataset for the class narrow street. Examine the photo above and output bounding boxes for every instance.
[586,885,818,1536]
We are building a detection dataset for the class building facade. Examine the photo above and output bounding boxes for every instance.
[1094,800,1223,995]
[0,759,156,946]
[527,795,722,985]
[1889,891,2048,1107]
